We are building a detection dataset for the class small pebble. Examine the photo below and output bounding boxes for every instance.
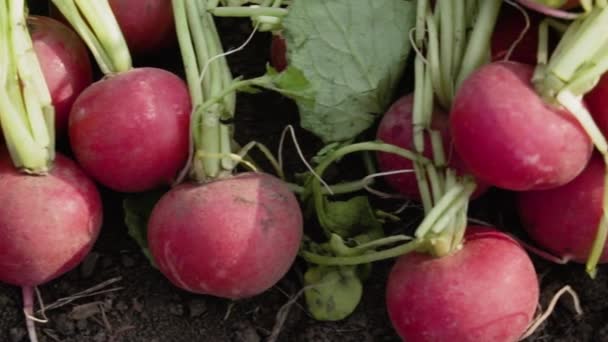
[169,303,184,316]
[55,313,75,335]
[233,322,260,342]
[188,299,207,318]
[80,252,100,278]
[76,319,88,331]
[121,254,136,268]
[9,327,26,342]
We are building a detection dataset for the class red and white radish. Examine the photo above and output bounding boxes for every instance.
[108,0,176,56]
[69,67,191,192]
[376,94,489,200]
[518,153,608,263]
[29,15,92,137]
[50,1,192,192]
[386,227,539,342]
[148,172,303,299]
[145,0,303,300]
[450,61,592,191]
[0,151,102,342]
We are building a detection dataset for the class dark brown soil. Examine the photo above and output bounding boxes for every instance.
[3,3,608,342]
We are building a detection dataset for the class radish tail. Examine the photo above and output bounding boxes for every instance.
[22,286,39,342]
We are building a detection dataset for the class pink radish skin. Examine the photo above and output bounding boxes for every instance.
[0,152,103,286]
[29,15,93,137]
[148,172,303,299]
[69,67,191,193]
[386,227,539,342]
[450,61,592,191]
[376,94,489,199]
[518,153,608,263]
[270,35,287,71]
[108,0,176,56]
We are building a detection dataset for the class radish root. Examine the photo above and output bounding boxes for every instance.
[278,125,333,194]
[520,285,583,340]
[503,0,531,62]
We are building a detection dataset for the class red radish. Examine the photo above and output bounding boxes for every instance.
[29,15,93,136]
[450,61,592,191]
[584,73,608,136]
[376,94,489,199]
[270,34,287,71]
[491,5,542,65]
[108,0,176,56]
[69,67,191,192]
[147,172,303,299]
[0,149,102,341]
[386,227,539,342]
[518,153,608,263]
[0,151,102,286]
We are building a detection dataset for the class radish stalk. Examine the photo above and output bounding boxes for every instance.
[0,0,54,172]
[51,0,131,74]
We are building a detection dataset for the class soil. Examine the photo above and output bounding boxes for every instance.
[3,3,608,342]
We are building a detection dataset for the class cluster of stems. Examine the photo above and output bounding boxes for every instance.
[0,0,55,173]
[408,0,501,256]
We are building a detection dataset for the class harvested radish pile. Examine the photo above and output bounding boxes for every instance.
[2,1,608,342]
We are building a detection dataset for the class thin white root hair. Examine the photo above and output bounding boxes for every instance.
[278,125,334,195]
[409,27,429,65]
[197,22,260,86]
[267,284,316,342]
[466,217,495,227]
[38,277,123,313]
[361,169,415,199]
[514,236,572,265]
[503,0,531,62]
[392,201,416,214]
[520,285,583,340]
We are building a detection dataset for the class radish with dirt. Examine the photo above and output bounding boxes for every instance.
[452,4,608,276]
[51,0,191,193]
[450,61,593,191]
[386,227,539,342]
[146,0,303,299]
[28,15,92,137]
[0,2,103,341]
[518,153,608,264]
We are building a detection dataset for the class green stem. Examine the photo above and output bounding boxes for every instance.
[175,0,236,182]
[287,178,372,196]
[426,14,449,109]
[452,0,466,77]
[412,56,427,153]
[415,182,467,238]
[439,0,454,101]
[73,0,131,72]
[556,90,607,154]
[456,0,502,88]
[209,6,287,17]
[415,0,428,44]
[300,240,424,266]
[586,157,608,278]
[547,7,608,84]
[0,0,53,172]
[51,0,131,74]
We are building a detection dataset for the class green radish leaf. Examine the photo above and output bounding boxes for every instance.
[319,195,383,238]
[304,266,363,321]
[279,0,415,142]
[262,65,315,105]
[123,189,166,267]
